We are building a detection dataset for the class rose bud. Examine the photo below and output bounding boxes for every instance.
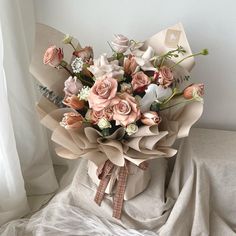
[184,83,204,100]
[141,111,161,126]
[60,112,83,129]
[131,71,151,92]
[111,34,130,53]
[62,34,73,44]
[43,45,64,67]
[97,118,112,130]
[63,95,85,110]
[73,46,94,63]
[64,76,83,96]
[158,66,174,88]
[125,123,138,136]
[124,55,138,75]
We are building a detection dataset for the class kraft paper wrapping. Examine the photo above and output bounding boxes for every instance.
[30,23,203,201]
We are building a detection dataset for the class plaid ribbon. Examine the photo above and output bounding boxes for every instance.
[94,160,149,219]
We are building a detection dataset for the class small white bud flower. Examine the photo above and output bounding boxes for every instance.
[62,34,73,44]
[125,123,138,136]
[97,118,112,130]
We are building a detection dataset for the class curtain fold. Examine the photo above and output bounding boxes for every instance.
[0,0,58,225]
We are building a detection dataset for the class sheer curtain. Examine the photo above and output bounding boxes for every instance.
[0,0,58,225]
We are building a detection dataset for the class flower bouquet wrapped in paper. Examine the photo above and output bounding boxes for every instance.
[30,23,208,219]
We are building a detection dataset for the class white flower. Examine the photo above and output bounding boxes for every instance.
[87,54,124,80]
[62,34,73,44]
[125,124,138,136]
[134,46,157,72]
[140,84,172,112]
[79,86,90,101]
[97,118,112,130]
[71,57,84,73]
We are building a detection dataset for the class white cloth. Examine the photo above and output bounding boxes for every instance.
[0,0,58,225]
[1,128,236,235]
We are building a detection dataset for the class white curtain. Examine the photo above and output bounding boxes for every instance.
[0,0,58,225]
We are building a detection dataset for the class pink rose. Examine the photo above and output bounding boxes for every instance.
[158,66,174,88]
[73,46,94,63]
[111,34,130,53]
[43,45,63,67]
[131,71,151,92]
[90,110,104,124]
[60,112,83,130]
[111,93,140,126]
[88,76,118,111]
[184,83,204,99]
[64,76,83,96]
[141,111,161,126]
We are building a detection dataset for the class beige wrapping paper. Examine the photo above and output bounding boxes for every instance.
[30,23,203,201]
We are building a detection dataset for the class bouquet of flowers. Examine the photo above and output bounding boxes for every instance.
[30,23,207,219]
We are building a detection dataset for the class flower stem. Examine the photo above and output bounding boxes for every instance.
[70,42,76,51]
[170,52,204,69]
[60,62,73,76]
[160,98,194,111]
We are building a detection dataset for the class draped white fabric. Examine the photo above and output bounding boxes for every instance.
[0,0,58,225]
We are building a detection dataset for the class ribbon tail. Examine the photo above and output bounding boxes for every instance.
[112,162,129,219]
[94,160,114,206]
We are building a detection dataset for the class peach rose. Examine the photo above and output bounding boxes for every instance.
[64,76,83,96]
[60,112,83,129]
[90,110,104,124]
[141,111,161,126]
[88,76,118,111]
[158,66,174,88]
[184,83,204,100]
[43,45,63,67]
[131,71,151,92]
[124,55,138,75]
[63,95,84,110]
[111,93,140,126]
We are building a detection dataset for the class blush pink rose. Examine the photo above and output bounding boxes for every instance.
[43,45,64,67]
[90,107,113,124]
[111,93,140,126]
[158,66,174,88]
[141,111,161,126]
[88,76,118,111]
[131,71,151,92]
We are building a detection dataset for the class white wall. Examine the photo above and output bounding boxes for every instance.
[34,0,236,131]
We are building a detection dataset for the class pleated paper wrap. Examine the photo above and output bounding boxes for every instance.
[30,23,203,204]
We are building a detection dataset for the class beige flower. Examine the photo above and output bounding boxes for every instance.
[141,111,161,126]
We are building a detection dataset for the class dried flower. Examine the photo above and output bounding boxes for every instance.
[71,57,84,73]
[60,112,83,129]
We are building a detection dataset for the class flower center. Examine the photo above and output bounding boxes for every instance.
[116,100,131,115]
[96,79,111,98]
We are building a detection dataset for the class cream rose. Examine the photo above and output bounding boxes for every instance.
[141,111,161,126]
[88,76,118,111]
